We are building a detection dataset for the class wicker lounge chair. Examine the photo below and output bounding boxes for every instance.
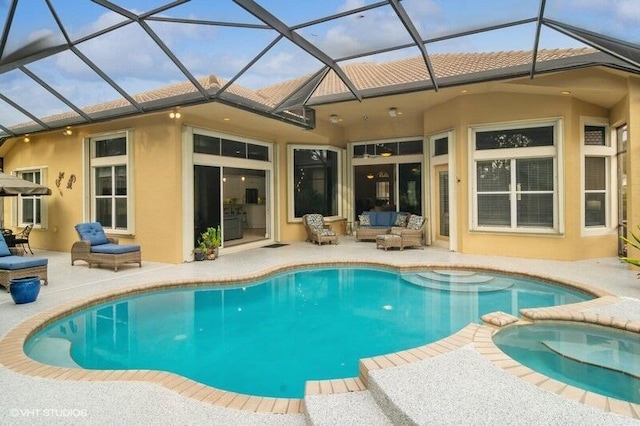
[0,232,48,291]
[71,222,142,271]
[391,214,426,249]
[302,214,338,245]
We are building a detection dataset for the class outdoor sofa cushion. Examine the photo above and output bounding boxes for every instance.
[75,222,109,246]
[0,255,47,270]
[91,243,140,254]
[0,235,11,256]
[359,211,408,227]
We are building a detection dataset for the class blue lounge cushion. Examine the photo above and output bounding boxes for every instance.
[90,243,140,254]
[75,222,109,246]
[0,255,47,270]
[0,233,11,257]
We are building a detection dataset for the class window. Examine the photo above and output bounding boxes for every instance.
[17,169,47,227]
[471,121,559,232]
[288,145,341,219]
[194,134,270,161]
[89,132,132,232]
[581,119,614,232]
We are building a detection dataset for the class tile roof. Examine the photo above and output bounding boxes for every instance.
[12,47,598,132]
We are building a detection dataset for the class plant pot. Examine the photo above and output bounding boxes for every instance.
[193,250,205,261]
[10,276,41,304]
[207,248,218,260]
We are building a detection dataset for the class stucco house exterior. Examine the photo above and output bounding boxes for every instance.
[0,45,637,265]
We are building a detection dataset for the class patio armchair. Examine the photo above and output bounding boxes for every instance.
[302,214,338,245]
[0,232,48,292]
[71,222,142,271]
[391,214,426,250]
[14,224,33,254]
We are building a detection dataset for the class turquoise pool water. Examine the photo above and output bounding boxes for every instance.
[25,267,590,398]
[493,322,640,403]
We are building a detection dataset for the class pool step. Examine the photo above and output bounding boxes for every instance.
[401,272,514,293]
[304,389,393,426]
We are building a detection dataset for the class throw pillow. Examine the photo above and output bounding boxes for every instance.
[358,214,371,226]
[406,215,424,230]
[394,213,408,227]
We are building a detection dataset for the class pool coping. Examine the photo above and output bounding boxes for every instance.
[0,261,635,418]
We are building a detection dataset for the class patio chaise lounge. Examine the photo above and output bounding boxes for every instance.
[71,222,142,271]
[302,214,338,245]
[0,232,48,291]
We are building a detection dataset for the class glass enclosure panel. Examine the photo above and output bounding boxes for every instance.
[95,167,113,196]
[585,157,605,191]
[517,194,554,227]
[477,160,510,192]
[353,164,395,216]
[222,139,246,159]
[585,193,606,227]
[433,137,448,156]
[115,166,127,196]
[115,198,127,229]
[96,137,126,157]
[405,0,540,41]
[439,170,450,237]
[223,168,268,245]
[517,158,553,191]
[194,166,221,247]
[247,143,269,161]
[194,134,221,155]
[476,126,554,150]
[293,149,339,217]
[96,199,112,227]
[21,199,34,224]
[477,194,510,226]
[397,140,423,155]
[398,163,421,215]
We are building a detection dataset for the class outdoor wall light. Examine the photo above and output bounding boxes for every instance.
[23,135,30,143]
[388,107,397,117]
[169,108,181,119]
[62,127,73,136]
[329,114,341,124]
[366,172,375,179]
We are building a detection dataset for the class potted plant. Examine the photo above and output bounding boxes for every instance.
[200,226,222,260]
[10,276,41,304]
[192,240,206,261]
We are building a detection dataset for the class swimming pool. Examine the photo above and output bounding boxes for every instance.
[493,322,640,403]
[25,266,591,398]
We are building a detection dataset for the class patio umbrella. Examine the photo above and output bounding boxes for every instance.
[0,172,52,196]
[0,172,51,228]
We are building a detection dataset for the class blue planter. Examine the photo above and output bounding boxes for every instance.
[10,276,41,304]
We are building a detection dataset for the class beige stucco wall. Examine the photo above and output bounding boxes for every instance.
[3,113,185,263]
[424,91,619,260]
[0,72,635,264]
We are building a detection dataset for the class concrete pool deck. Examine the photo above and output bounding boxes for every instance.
[1,237,640,425]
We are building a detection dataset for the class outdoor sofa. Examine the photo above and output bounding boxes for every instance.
[71,222,141,272]
[355,211,410,241]
[357,211,426,249]
[0,232,48,291]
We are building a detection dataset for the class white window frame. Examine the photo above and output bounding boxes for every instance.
[15,167,48,229]
[469,118,564,234]
[580,117,616,236]
[85,130,134,235]
[287,144,343,222]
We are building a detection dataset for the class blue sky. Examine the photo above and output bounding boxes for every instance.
[0,0,638,128]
